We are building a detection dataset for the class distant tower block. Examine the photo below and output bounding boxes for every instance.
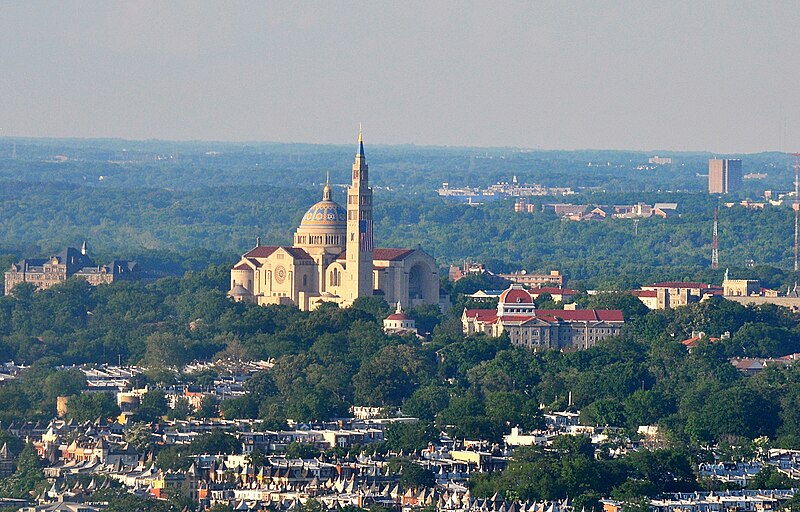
[708,159,742,194]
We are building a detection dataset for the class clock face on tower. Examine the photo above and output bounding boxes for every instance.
[275,266,286,284]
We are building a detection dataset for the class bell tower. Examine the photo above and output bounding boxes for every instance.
[345,126,373,301]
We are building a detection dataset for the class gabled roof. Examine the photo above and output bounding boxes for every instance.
[243,245,312,261]
[463,309,498,323]
[535,309,624,323]
[244,246,280,258]
[497,315,537,323]
[682,335,720,348]
[465,308,623,324]
[373,248,415,261]
[336,247,417,262]
[283,247,313,260]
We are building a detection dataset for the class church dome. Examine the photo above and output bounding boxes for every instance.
[294,175,348,255]
[300,199,347,229]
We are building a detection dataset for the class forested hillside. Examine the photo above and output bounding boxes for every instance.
[0,139,798,290]
[3,270,800,452]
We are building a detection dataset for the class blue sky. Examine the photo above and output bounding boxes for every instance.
[1,1,799,152]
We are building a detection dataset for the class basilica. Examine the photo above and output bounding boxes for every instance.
[228,131,439,311]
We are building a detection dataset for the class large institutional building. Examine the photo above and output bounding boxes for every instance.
[228,131,439,311]
[708,158,742,194]
[462,284,624,350]
[4,243,137,296]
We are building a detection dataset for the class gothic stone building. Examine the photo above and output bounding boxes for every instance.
[229,131,439,311]
[4,243,137,295]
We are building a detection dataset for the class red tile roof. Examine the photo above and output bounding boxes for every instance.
[465,308,623,324]
[336,247,417,261]
[374,248,416,261]
[243,245,312,260]
[631,290,658,298]
[535,309,624,322]
[500,287,534,304]
[499,315,536,323]
[233,263,251,271]
[283,247,313,260]
[464,309,498,323]
[681,336,720,348]
[385,313,409,321]
[244,246,280,258]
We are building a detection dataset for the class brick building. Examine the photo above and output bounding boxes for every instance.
[462,284,624,350]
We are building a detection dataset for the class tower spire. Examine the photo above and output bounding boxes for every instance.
[323,171,332,201]
[346,126,373,302]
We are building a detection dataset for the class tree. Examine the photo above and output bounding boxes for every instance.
[189,430,240,455]
[484,391,543,431]
[580,398,625,427]
[623,390,670,430]
[747,466,799,490]
[385,421,438,452]
[586,292,649,323]
[407,303,442,335]
[155,445,192,471]
[125,422,155,452]
[393,459,435,490]
[353,345,433,406]
[0,443,46,499]
[168,397,192,420]
[41,368,86,401]
[401,385,450,421]
[436,392,501,441]
[300,499,325,512]
[136,389,169,422]
[142,332,191,369]
[66,392,120,422]
[196,395,217,419]
[219,395,259,419]
[285,442,319,459]
[247,448,267,467]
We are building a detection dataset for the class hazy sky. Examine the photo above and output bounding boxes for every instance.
[2,1,799,153]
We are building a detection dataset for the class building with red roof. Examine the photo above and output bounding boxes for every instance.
[463,284,624,350]
[383,302,418,336]
[228,132,439,311]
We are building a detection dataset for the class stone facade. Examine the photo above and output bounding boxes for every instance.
[462,284,624,350]
[4,243,137,295]
[229,132,439,311]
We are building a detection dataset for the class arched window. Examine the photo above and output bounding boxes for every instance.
[329,268,341,287]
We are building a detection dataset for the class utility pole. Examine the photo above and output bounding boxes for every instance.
[792,154,800,271]
[712,207,719,270]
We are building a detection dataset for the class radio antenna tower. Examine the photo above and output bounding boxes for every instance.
[792,153,800,271]
[712,207,719,270]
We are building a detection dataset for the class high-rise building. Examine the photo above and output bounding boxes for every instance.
[708,159,742,194]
